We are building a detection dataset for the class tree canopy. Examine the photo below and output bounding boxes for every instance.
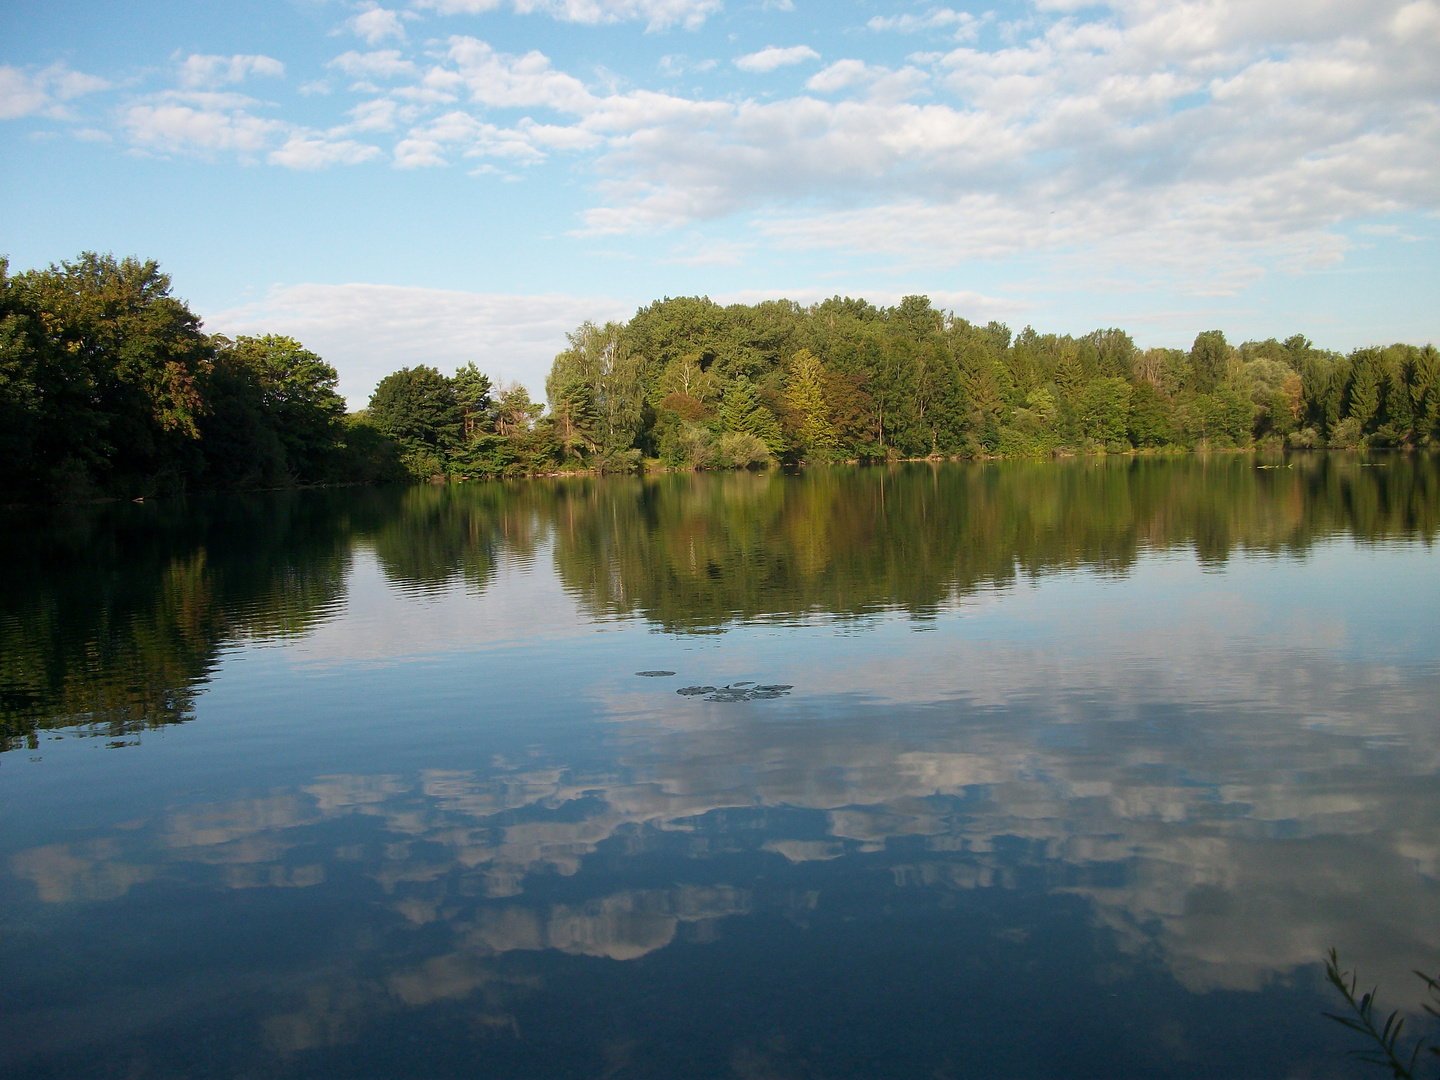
[3,252,1436,502]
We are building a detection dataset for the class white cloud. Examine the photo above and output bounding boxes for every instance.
[446,36,597,112]
[658,54,718,76]
[346,97,404,131]
[0,62,110,120]
[38,0,1440,299]
[0,66,53,119]
[392,107,604,168]
[205,284,634,406]
[790,59,932,103]
[269,134,384,168]
[415,0,723,31]
[177,53,285,90]
[734,45,820,73]
[348,4,410,44]
[124,94,282,155]
[329,50,419,80]
[802,60,865,95]
[45,66,113,101]
[868,7,982,40]
[122,90,384,170]
[413,0,503,12]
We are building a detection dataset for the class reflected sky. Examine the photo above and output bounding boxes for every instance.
[2,459,1438,1078]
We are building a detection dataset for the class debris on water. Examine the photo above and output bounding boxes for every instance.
[670,678,793,702]
[705,690,750,702]
[635,670,676,677]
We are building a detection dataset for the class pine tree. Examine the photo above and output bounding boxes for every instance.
[1410,345,1440,444]
[453,362,493,439]
[784,349,836,457]
[1346,351,1380,432]
[721,375,782,453]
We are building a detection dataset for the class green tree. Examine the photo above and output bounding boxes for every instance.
[493,381,542,437]
[720,375,781,456]
[1189,330,1231,394]
[656,352,718,405]
[784,348,837,458]
[368,366,460,456]
[222,335,345,477]
[549,376,599,458]
[547,321,644,455]
[453,362,493,439]
[1128,381,1174,447]
[3,253,214,497]
[1079,376,1134,445]
[1346,350,1381,435]
[1412,345,1440,445]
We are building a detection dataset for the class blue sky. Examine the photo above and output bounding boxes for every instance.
[3,0,1438,404]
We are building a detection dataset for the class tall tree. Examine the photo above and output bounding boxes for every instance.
[720,375,782,454]
[3,252,213,497]
[368,366,460,453]
[221,335,345,477]
[784,349,837,457]
[493,382,542,437]
[453,362,493,439]
[548,321,645,454]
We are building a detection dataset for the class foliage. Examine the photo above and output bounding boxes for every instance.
[1,252,213,500]
[205,334,346,486]
[368,365,460,461]
[1324,949,1440,1079]
[783,348,837,459]
[5,251,1438,501]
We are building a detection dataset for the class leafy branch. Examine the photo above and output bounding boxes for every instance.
[1324,949,1440,1078]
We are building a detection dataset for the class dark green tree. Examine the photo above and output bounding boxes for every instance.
[1127,381,1174,447]
[1,252,213,498]
[220,335,345,479]
[368,366,460,456]
[1189,330,1231,395]
[720,375,782,453]
[453,362,493,440]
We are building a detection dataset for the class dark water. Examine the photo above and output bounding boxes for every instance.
[2,455,1438,1079]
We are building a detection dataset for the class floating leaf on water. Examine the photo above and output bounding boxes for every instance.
[676,686,715,696]
[635,670,676,677]
[705,691,749,702]
[756,685,793,692]
[749,690,785,699]
[730,680,756,687]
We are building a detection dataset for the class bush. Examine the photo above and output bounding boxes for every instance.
[400,448,445,481]
[717,432,772,468]
[1330,416,1363,449]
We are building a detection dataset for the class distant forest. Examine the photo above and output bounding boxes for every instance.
[3,252,1438,501]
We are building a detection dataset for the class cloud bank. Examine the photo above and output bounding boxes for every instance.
[206,284,634,407]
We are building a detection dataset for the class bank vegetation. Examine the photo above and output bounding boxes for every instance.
[3,252,1437,501]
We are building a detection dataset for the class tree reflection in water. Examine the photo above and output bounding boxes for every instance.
[1,454,1437,1078]
[4,453,1434,750]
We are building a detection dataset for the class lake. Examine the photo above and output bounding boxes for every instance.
[2,455,1438,1079]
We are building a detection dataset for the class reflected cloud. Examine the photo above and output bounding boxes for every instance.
[3,460,1438,1074]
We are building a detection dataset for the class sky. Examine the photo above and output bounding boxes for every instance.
[2,0,1438,406]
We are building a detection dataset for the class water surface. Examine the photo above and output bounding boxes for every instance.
[2,456,1438,1078]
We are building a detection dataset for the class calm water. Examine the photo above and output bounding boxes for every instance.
[2,456,1438,1079]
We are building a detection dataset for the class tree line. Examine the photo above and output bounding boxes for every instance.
[4,253,1438,501]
